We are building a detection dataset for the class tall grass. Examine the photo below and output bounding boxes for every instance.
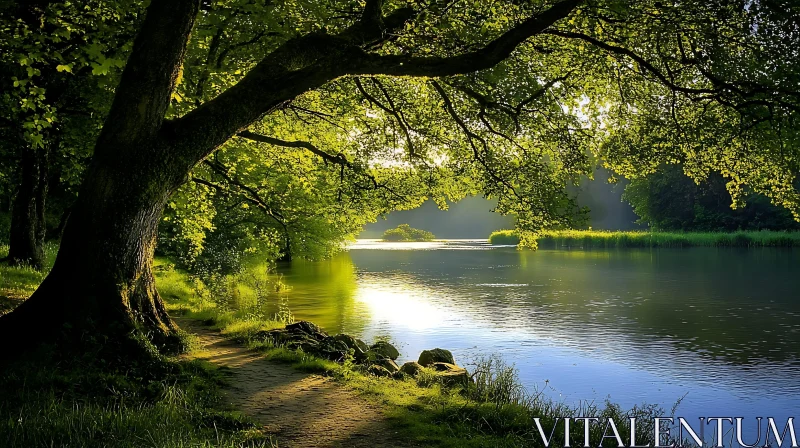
[489,229,800,248]
[0,351,276,448]
[3,390,272,447]
[0,255,276,448]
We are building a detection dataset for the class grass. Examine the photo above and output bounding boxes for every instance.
[1,357,273,447]
[0,249,276,447]
[488,229,800,248]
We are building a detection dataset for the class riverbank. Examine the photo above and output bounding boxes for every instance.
[0,247,663,447]
[488,229,800,248]
[0,247,277,447]
[156,259,665,446]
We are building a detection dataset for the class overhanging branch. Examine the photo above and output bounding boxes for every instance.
[237,131,405,201]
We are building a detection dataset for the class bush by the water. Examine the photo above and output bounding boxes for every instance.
[489,229,800,248]
[381,224,435,242]
[487,230,521,245]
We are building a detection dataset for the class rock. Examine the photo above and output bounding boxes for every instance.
[317,336,351,361]
[285,335,320,353]
[286,321,328,340]
[376,358,400,373]
[367,365,392,377]
[430,362,470,387]
[254,328,290,344]
[399,361,424,376]
[430,362,461,372]
[418,348,455,366]
[332,334,369,358]
[320,336,350,352]
[369,341,400,360]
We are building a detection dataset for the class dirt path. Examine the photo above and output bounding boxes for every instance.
[178,318,404,448]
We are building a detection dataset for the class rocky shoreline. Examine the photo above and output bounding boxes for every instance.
[255,321,470,386]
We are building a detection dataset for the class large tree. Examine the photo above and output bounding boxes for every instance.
[1,0,798,357]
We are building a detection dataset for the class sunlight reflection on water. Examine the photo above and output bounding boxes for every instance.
[267,240,800,436]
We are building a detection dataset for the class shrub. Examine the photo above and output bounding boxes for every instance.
[381,224,435,242]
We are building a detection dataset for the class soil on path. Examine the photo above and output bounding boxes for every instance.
[178,318,405,448]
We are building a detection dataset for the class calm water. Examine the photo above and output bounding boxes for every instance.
[265,240,800,433]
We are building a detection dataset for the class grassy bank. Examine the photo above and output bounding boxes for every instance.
[0,246,274,447]
[488,229,800,248]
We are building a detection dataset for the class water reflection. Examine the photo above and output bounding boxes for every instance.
[263,240,800,424]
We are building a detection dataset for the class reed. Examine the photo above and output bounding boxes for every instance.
[489,229,800,248]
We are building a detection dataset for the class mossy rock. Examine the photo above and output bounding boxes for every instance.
[285,335,320,353]
[418,348,455,366]
[286,321,328,340]
[332,334,369,358]
[369,341,400,360]
[430,362,470,387]
[367,364,393,377]
[376,358,400,373]
[317,336,350,361]
[399,361,423,376]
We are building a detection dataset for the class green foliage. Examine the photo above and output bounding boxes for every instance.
[623,164,800,231]
[489,229,800,248]
[381,223,435,242]
[488,230,521,245]
[5,0,800,261]
[155,257,292,332]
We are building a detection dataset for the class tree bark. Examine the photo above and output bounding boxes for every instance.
[7,147,48,270]
[0,140,191,357]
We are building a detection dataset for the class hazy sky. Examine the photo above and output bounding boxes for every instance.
[359,169,643,239]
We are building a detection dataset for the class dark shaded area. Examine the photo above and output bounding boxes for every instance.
[572,167,644,231]
[623,165,800,231]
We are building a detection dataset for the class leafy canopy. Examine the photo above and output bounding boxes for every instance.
[6,0,800,254]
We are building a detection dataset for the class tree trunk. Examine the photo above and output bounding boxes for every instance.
[7,147,48,269]
[0,144,186,358]
[0,0,200,359]
[277,233,292,262]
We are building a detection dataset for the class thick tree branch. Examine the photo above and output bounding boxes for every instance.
[349,0,583,77]
[167,0,582,171]
[237,131,404,200]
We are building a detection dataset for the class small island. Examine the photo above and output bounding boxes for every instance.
[382,224,436,242]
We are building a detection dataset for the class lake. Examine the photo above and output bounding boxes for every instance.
[266,240,800,438]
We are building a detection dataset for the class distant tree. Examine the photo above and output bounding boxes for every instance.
[0,1,133,267]
[382,224,435,242]
[624,165,800,231]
